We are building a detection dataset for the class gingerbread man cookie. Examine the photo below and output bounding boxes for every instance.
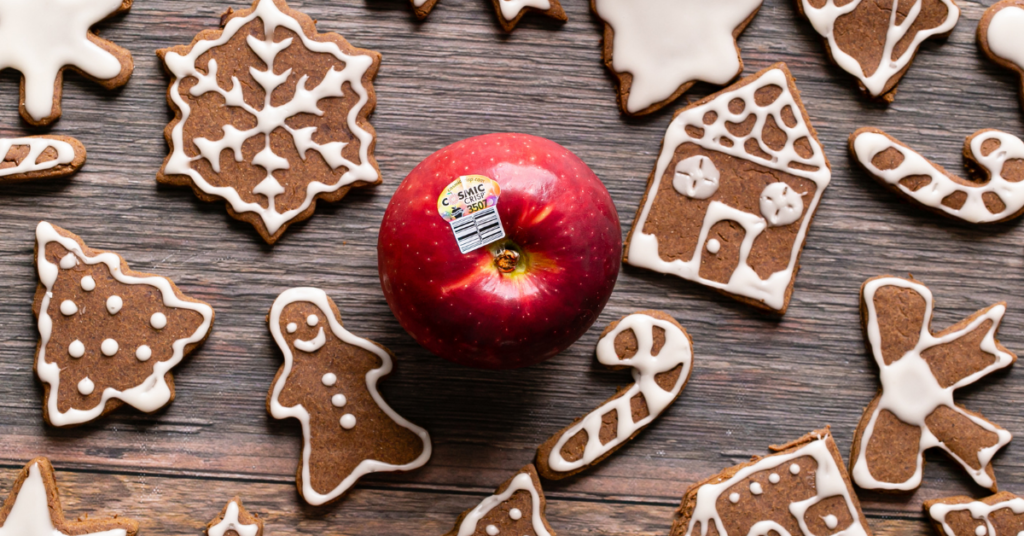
[592,0,762,115]
[206,498,262,536]
[408,0,566,32]
[157,0,382,244]
[444,465,556,536]
[0,0,133,126]
[267,287,431,506]
[851,128,1024,223]
[33,222,215,427]
[798,0,959,102]
[980,0,1024,114]
[536,311,693,480]
[0,137,85,182]
[926,492,1024,536]
[624,63,831,314]
[851,276,1016,492]
[0,457,139,536]
[671,428,872,536]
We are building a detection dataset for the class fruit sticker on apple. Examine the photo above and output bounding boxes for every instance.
[437,175,506,253]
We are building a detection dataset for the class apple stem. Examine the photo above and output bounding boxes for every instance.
[494,248,520,273]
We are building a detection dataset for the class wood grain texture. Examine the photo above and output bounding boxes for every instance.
[0,0,1022,534]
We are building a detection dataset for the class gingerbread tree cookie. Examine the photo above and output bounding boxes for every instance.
[33,222,215,427]
[408,0,566,32]
[851,276,1016,492]
[157,0,382,244]
[980,0,1024,114]
[206,498,263,536]
[0,457,139,536]
[624,63,831,314]
[851,128,1024,223]
[0,0,133,126]
[267,287,432,506]
[444,465,556,536]
[536,311,693,480]
[0,137,85,182]
[671,429,872,536]
[797,0,958,102]
[593,0,762,115]
[926,492,1024,536]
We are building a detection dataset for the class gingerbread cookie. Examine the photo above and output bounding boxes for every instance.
[536,311,693,480]
[670,428,872,536]
[157,0,382,244]
[0,457,139,536]
[797,0,958,102]
[980,1,1024,114]
[33,222,215,427]
[0,0,133,126]
[0,137,85,181]
[927,492,1024,536]
[444,465,556,536]
[851,276,1016,492]
[851,128,1024,223]
[267,287,431,506]
[593,0,762,115]
[624,63,831,314]
[206,498,262,536]
[408,0,566,32]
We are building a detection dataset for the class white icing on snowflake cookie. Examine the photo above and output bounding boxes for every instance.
[408,0,566,32]
[0,136,85,182]
[158,0,382,244]
[268,287,431,506]
[0,0,134,125]
[851,127,1024,223]
[594,0,762,115]
[33,222,215,427]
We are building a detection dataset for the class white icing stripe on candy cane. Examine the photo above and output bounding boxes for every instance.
[626,67,830,311]
[0,463,126,536]
[267,287,432,506]
[208,501,259,536]
[929,498,1024,536]
[594,0,762,114]
[162,0,378,236]
[686,434,869,536]
[547,313,692,473]
[456,471,550,536]
[497,0,551,21]
[35,222,214,427]
[800,0,958,97]
[0,138,76,178]
[852,130,1024,223]
[852,278,1014,491]
[988,6,1024,74]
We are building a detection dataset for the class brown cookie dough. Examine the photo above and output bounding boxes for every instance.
[157,0,382,244]
[205,498,263,536]
[0,136,85,182]
[536,310,693,480]
[926,491,1024,536]
[850,275,1016,492]
[409,0,566,32]
[671,428,873,536]
[624,63,831,314]
[444,465,557,536]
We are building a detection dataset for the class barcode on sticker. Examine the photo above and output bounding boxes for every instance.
[450,206,505,253]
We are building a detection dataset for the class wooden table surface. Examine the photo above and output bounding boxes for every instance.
[0,0,1022,534]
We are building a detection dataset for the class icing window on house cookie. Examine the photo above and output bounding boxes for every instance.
[626,66,831,312]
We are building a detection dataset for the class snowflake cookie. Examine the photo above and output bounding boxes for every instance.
[267,287,431,506]
[0,136,85,182]
[157,0,382,244]
[536,310,693,480]
[851,276,1016,492]
[592,0,762,115]
[671,428,872,536]
[0,0,134,126]
[0,457,139,536]
[33,222,215,427]
[444,465,557,536]
[205,498,263,536]
[409,0,566,32]
[623,63,831,314]
[926,492,1024,536]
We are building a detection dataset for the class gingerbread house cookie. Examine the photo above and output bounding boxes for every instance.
[624,63,831,314]
[444,465,556,536]
[671,428,872,536]
[926,492,1024,536]
[851,276,1016,492]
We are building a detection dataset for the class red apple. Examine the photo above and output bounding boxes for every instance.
[378,133,621,369]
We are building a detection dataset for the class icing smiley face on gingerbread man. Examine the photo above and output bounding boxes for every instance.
[267,287,432,506]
